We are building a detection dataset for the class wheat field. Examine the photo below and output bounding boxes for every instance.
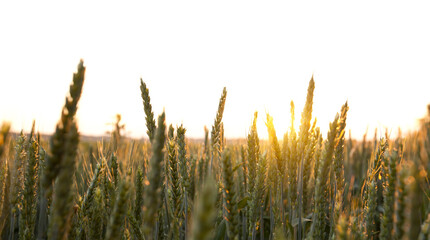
[0,60,429,240]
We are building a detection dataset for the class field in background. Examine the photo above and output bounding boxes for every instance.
[0,61,429,240]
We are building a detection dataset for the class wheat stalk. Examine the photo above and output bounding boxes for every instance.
[143,112,166,238]
[312,113,339,239]
[106,180,130,240]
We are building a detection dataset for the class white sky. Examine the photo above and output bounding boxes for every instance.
[1,1,429,139]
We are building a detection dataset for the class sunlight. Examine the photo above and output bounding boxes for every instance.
[0,1,429,140]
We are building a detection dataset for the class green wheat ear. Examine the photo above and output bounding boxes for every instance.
[20,122,39,240]
[302,118,317,213]
[43,60,85,197]
[247,111,259,196]
[222,149,239,239]
[177,124,190,197]
[265,113,283,176]
[106,180,130,240]
[46,60,85,240]
[333,101,348,197]
[298,77,315,151]
[312,113,339,240]
[210,87,227,173]
[365,179,378,239]
[395,166,407,239]
[140,79,156,142]
[87,187,104,240]
[8,132,26,240]
[143,112,166,238]
[128,211,145,240]
[81,163,102,216]
[249,152,267,239]
[379,150,397,240]
[133,167,144,221]
[167,136,181,239]
[48,122,80,240]
[296,77,315,239]
[109,153,119,188]
[288,100,299,213]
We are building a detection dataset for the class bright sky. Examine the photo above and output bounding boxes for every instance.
[1,1,429,140]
